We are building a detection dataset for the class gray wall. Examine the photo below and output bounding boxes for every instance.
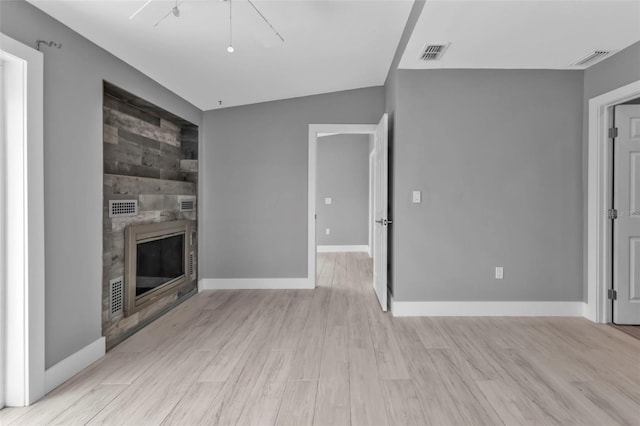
[201,87,384,279]
[392,69,584,302]
[582,41,640,302]
[316,134,370,246]
[0,0,201,367]
[384,0,426,295]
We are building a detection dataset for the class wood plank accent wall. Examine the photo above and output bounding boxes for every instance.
[102,82,199,349]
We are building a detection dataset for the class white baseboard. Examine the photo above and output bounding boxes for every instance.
[317,245,369,253]
[199,278,314,290]
[45,337,105,393]
[390,297,586,318]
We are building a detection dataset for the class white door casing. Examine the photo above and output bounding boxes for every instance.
[372,114,389,312]
[0,33,46,406]
[613,105,640,325]
[0,54,5,410]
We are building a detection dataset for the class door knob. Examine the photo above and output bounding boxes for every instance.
[375,218,392,226]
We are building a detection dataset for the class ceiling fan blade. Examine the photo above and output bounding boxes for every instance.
[129,0,154,20]
[154,2,183,27]
[246,0,284,43]
[153,9,173,27]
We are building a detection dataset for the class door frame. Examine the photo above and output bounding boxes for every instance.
[0,33,46,406]
[587,79,640,324]
[308,124,377,287]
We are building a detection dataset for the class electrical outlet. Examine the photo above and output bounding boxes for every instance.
[325,228,331,235]
[495,267,504,280]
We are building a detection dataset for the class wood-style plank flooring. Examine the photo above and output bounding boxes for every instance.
[612,324,640,341]
[2,252,640,425]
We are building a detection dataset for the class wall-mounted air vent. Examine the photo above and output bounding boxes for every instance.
[109,199,138,218]
[109,276,124,317]
[572,51,614,67]
[179,196,196,212]
[419,43,450,62]
[189,251,195,279]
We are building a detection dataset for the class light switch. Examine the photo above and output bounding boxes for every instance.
[324,197,332,205]
[325,228,331,235]
[412,191,422,204]
[495,267,504,280]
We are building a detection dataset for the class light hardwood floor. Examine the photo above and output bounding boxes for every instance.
[2,252,640,425]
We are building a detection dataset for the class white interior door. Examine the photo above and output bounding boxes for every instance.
[613,105,640,325]
[368,149,374,258]
[372,114,389,311]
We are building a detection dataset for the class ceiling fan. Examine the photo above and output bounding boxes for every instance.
[128,0,284,51]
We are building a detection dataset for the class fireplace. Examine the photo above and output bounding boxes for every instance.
[124,220,192,316]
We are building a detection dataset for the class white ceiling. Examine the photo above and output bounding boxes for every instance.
[25,1,640,110]
[27,0,413,110]
[400,0,640,70]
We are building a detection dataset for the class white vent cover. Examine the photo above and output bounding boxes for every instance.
[189,251,195,278]
[419,43,450,61]
[109,199,138,218]
[109,276,124,317]
[179,196,196,212]
[572,51,613,67]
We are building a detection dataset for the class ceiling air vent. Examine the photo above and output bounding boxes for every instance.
[572,51,613,67]
[419,43,450,62]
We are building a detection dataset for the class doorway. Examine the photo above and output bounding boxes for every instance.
[587,79,640,324]
[315,133,372,254]
[308,115,389,311]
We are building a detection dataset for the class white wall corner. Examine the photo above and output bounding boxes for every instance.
[390,300,587,318]
[199,278,315,290]
[44,337,105,394]
[317,245,369,253]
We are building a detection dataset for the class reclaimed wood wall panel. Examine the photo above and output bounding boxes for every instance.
[102,82,199,349]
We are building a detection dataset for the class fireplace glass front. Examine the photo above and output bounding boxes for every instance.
[136,233,185,297]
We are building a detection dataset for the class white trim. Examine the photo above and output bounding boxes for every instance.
[198,278,314,291]
[0,49,5,410]
[587,79,640,323]
[317,245,369,253]
[44,337,105,394]
[309,124,377,288]
[390,297,586,318]
[0,33,45,406]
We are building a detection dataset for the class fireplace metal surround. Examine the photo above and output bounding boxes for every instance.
[124,220,192,316]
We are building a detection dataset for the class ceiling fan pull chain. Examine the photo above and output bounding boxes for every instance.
[227,0,235,53]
